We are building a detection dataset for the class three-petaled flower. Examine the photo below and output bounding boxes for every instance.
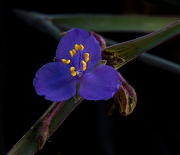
[33,28,121,102]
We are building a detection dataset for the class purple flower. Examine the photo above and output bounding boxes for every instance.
[33,28,121,102]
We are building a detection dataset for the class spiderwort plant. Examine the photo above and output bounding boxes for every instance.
[33,28,121,102]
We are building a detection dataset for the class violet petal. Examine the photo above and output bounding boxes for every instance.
[55,28,101,69]
[33,62,76,101]
[79,65,120,100]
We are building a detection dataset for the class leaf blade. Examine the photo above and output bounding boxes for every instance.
[6,98,83,155]
[49,14,180,33]
[103,20,180,69]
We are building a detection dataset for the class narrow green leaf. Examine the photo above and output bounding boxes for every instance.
[103,20,180,69]
[6,98,83,155]
[14,9,180,33]
[49,14,180,33]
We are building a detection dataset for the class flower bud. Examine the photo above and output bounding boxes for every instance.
[36,119,50,150]
[108,73,137,116]
[89,31,106,49]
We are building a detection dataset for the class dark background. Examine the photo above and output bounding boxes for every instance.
[1,0,180,155]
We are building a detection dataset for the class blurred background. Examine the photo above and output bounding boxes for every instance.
[1,0,180,155]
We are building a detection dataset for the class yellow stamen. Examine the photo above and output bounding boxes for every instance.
[71,71,76,76]
[79,44,84,50]
[69,49,76,57]
[74,44,84,51]
[81,60,87,71]
[61,59,70,64]
[70,66,76,76]
[72,49,76,55]
[69,50,73,57]
[70,66,75,72]
[74,44,80,50]
[84,53,89,62]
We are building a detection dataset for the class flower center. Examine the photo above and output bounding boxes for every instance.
[61,44,90,77]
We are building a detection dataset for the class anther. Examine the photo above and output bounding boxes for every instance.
[71,71,76,76]
[61,59,70,64]
[74,44,80,50]
[70,66,76,76]
[72,49,76,55]
[69,50,73,57]
[79,44,84,50]
[84,53,89,62]
[74,44,84,51]
[69,49,76,57]
[81,60,87,71]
